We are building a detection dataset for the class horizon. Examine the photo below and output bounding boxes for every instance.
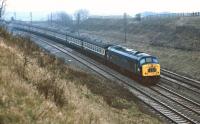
[5,11,200,21]
[5,0,200,21]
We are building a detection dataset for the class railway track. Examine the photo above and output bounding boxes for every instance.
[27,24,200,98]
[11,23,200,123]
[161,69,200,87]
[154,83,200,115]
[161,69,200,91]
[161,69,200,103]
[26,33,200,124]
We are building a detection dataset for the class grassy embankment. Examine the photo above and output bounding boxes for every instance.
[79,17,200,80]
[0,28,161,124]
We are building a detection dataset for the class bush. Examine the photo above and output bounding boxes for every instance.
[35,78,67,108]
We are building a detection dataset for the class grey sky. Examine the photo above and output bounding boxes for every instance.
[5,0,200,20]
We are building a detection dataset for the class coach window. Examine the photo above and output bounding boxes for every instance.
[90,44,92,49]
[102,49,105,55]
[92,45,94,50]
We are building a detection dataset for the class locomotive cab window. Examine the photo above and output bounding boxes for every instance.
[140,57,159,65]
[146,58,152,63]
[140,59,145,65]
[153,58,158,63]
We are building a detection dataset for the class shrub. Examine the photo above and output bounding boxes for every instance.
[35,78,67,108]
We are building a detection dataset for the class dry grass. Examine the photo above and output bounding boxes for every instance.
[81,17,200,51]
[0,28,161,124]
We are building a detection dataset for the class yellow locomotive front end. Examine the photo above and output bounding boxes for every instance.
[139,57,160,84]
[142,64,160,77]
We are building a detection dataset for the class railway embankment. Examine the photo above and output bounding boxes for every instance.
[0,28,161,123]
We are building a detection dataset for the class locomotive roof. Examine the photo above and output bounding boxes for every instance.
[108,45,155,60]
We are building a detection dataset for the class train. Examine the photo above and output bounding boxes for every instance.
[12,23,160,84]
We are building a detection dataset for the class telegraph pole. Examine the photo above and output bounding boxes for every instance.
[30,12,32,24]
[77,13,80,36]
[29,12,32,39]
[124,13,127,43]
[14,12,16,20]
[50,12,52,26]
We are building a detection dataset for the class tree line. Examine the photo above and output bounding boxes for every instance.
[47,9,89,27]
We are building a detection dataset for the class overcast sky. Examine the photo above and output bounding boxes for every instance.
[5,0,200,20]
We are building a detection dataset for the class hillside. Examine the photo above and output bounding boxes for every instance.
[0,29,161,123]
[76,17,200,80]
[80,16,200,51]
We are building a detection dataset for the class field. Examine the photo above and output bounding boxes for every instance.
[0,28,161,123]
[78,16,200,80]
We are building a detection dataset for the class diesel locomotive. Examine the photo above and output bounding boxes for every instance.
[107,46,160,82]
[12,23,160,83]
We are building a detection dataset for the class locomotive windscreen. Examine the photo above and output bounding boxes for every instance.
[140,57,158,65]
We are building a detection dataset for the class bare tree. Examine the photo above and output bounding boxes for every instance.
[0,0,6,19]
[74,9,89,23]
[74,9,89,35]
[135,13,141,21]
[48,12,73,26]
[59,12,73,26]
